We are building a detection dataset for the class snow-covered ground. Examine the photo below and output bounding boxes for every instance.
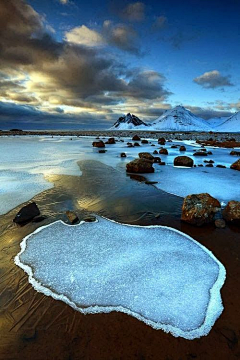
[15,216,225,340]
[0,135,239,214]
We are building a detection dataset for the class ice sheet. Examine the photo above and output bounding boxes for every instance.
[15,216,226,340]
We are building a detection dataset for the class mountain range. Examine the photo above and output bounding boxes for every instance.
[110,106,240,132]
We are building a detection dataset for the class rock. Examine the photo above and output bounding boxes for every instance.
[153,157,161,163]
[198,164,203,167]
[83,215,96,222]
[216,164,226,168]
[159,148,168,155]
[99,149,106,153]
[120,152,126,157]
[132,135,140,141]
[205,163,213,167]
[66,211,79,224]
[141,139,148,144]
[105,137,115,144]
[171,145,178,148]
[159,161,166,165]
[230,150,240,156]
[181,193,221,226]
[92,141,105,148]
[158,137,166,145]
[153,150,158,154]
[204,160,214,163]
[126,158,154,173]
[215,219,226,228]
[223,201,240,225]
[179,145,186,151]
[193,151,207,156]
[127,143,133,147]
[230,159,240,171]
[145,181,158,185]
[32,216,47,223]
[138,152,154,161]
[134,142,140,147]
[207,151,213,155]
[13,202,40,224]
[174,156,193,167]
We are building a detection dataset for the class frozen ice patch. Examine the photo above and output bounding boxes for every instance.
[15,216,226,340]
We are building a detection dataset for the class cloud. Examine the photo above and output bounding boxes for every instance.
[65,21,140,54]
[65,25,104,46]
[193,70,233,89]
[153,16,168,30]
[59,0,68,4]
[185,105,233,119]
[120,2,146,22]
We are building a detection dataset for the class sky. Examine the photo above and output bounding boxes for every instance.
[0,0,239,129]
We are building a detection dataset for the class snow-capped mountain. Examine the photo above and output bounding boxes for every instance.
[110,113,149,130]
[214,111,240,132]
[206,116,229,128]
[149,106,212,131]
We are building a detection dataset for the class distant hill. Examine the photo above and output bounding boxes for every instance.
[110,113,149,130]
[214,111,240,132]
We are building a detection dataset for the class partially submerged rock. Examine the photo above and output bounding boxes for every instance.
[132,135,140,141]
[159,148,168,155]
[174,156,193,167]
[223,201,240,226]
[230,159,240,171]
[66,211,79,224]
[92,141,105,148]
[180,145,186,151]
[126,158,154,173]
[105,137,115,144]
[83,215,96,222]
[181,193,221,226]
[158,137,166,145]
[13,202,40,224]
[138,152,154,161]
[120,152,127,157]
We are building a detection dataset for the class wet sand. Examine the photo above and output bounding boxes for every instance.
[0,161,239,360]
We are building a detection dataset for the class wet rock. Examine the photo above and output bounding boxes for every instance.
[92,141,105,148]
[153,157,161,163]
[138,152,154,161]
[145,181,158,185]
[159,148,168,155]
[99,149,107,153]
[223,201,240,226]
[216,164,226,168]
[205,163,213,167]
[198,164,204,167]
[126,158,154,173]
[134,142,140,147]
[230,159,240,171]
[105,137,115,144]
[159,161,166,165]
[181,193,221,226]
[13,202,40,224]
[180,145,186,151]
[158,137,166,145]
[230,150,240,156]
[204,160,214,163]
[120,152,126,157]
[174,156,193,167]
[141,139,148,144]
[153,150,158,154]
[66,211,79,224]
[193,151,208,156]
[132,135,140,141]
[215,219,226,228]
[83,215,96,222]
[127,143,133,147]
[32,216,47,223]
[171,145,178,148]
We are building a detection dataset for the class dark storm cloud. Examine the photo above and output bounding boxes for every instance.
[193,70,234,89]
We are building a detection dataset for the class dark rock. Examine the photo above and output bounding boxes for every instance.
[180,145,186,151]
[171,145,178,148]
[158,137,166,145]
[92,141,105,148]
[223,201,240,225]
[141,139,148,144]
[174,156,193,167]
[32,216,47,223]
[138,152,154,161]
[230,150,240,156]
[132,135,141,141]
[120,152,127,157]
[153,150,158,154]
[134,142,140,146]
[216,164,226,168]
[66,211,79,224]
[230,159,240,171]
[13,202,40,224]
[181,193,221,226]
[99,149,107,153]
[193,151,208,156]
[205,163,213,167]
[159,161,166,165]
[145,181,158,185]
[215,219,226,228]
[153,157,161,163]
[159,148,168,155]
[84,215,96,222]
[126,158,154,173]
[105,137,115,144]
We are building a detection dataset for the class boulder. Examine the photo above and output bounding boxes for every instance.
[120,152,127,157]
[92,141,105,148]
[141,139,148,144]
[159,161,166,165]
[230,150,240,156]
[153,157,161,163]
[179,145,186,151]
[215,219,226,229]
[153,150,158,154]
[216,164,226,168]
[230,159,240,171]
[158,137,166,145]
[13,202,40,224]
[159,148,168,155]
[138,152,154,161]
[132,135,140,141]
[181,193,221,226]
[223,201,240,225]
[134,142,140,147]
[105,137,115,144]
[66,211,79,224]
[174,156,193,167]
[126,158,154,173]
